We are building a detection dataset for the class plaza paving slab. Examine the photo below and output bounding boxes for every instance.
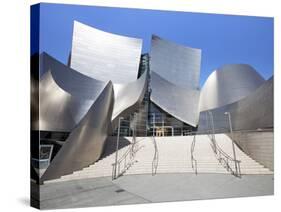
[37,173,274,209]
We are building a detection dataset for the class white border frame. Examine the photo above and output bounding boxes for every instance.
[0,0,280,212]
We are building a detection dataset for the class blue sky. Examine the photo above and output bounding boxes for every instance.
[34,3,273,86]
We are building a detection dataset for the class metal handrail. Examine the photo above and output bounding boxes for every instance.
[112,114,140,180]
[206,112,241,177]
[151,136,159,175]
[209,136,241,177]
[190,135,198,175]
[111,140,141,180]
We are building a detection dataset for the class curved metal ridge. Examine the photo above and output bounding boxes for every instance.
[40,53,148,180]
[198,77,273,132]
[228,76,273,130]
[39,70,76,131]
[150,71,200,127]
[150,35,201,90]
[41,52,106,100]
[199,64,265,112]
[111,70,148,128]
[39,53,106,131]
[41,82,115,181]
[70,21,142,83]
[40,52,148,132]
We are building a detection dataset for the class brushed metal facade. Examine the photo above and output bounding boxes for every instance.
[198,77,273,132]
[150,35,201,90]
[150,36,201,126]
[40,53,148,181]
[39,70,76,131]
[150,71,200,127]
[70,21,142,83]
[41,82,114,181]
[42,53,105,100]
[111,70,148,128]
[39,53,106,131]
[199,64,265,112]
[228,76,273,130]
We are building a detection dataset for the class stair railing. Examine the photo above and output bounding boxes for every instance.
[112,114,140,180]
[112,143,138,180]
[190,135,198,175]
[210,141,241,177]
[206,111,241,177]
[151,136,159,175]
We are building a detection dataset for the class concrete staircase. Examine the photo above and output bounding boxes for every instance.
[45,134,272,184]
[194,134,273,175]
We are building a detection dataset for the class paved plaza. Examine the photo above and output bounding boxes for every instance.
[36,173,274,209]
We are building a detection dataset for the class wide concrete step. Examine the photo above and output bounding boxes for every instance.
[89,161,266,167]
[57,168,272,180]
[71,167,270,177]
[66,164,268,175]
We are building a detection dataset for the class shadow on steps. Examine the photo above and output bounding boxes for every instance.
[100,136,131,160]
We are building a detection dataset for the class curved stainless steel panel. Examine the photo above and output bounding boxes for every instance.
[31,75,39,130]
[150,35,201,90]
[42,53,106,100]
[41,82,114,181]
[199,64,265,112]
[149,35,201,126]
[70,21,142,83]
[39,70,76,131]
[230,76,273,130]
[39,53,106,131]
[198,77,273,132]
[111,70,148,128]
[150,71,200,127]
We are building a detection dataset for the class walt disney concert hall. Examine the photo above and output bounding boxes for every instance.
[31,21,273,184]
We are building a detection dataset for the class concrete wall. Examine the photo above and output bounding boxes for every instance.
[231,131,274,171]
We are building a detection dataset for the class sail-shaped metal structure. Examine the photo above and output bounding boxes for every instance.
[70,21,142,84]
[150,35,201,127]
[39,22,147,181]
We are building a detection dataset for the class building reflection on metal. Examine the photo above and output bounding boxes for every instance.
[199,64,265,112]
